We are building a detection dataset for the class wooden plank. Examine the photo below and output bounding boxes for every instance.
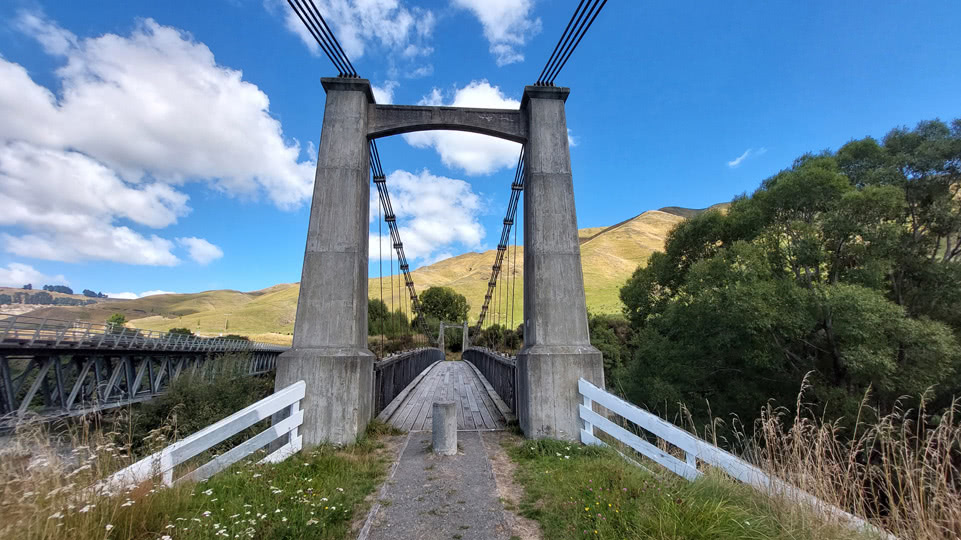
[462,359,514,423]
[377,360,440,422]
[402,362,441,431]
[389,362,437,430]
[465,380,485,428]
[413,364,444,430]
[467,370,500,429]
[458,370,475,430]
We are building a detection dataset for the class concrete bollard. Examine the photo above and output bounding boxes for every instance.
[432,401,457,455]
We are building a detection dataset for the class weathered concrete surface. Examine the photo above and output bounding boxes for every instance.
[368,104,527,143]
[362,432,511,540]
[431,401,457,455]
[516,85,604,440]
[275,78,375,447]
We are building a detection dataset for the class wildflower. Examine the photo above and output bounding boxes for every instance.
[203,489,214,496]
[203,511,212,517]
[336,487,344,492]
[105,524,114,531]
[161,536,172,540]
[282,517,288,522]
[252,473,262,478]
[307,519,319,525]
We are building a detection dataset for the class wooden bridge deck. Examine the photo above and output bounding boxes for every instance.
[383,361,507,431]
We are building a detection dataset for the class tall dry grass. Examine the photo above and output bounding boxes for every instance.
[732,377,961,539]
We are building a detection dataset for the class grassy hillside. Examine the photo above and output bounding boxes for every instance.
[20,205,718,341]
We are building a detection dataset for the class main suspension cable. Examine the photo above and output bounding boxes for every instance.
[473,147,525,333]
[535,0,609,85]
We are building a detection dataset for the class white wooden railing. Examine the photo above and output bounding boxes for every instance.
[578,379,894,539]
[101,380,305,493]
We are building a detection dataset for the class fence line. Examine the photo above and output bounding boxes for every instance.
[100,380,305,493]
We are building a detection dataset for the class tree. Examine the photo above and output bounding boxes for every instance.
[0,294,11,305]
[43,285,73,294]
[368,298,409,338]
[617,117,961,432]
[106,313,127,333]
[82,289,98,298]
[168,327,194,336]
[418,287,469,324]
[22,284,31,290]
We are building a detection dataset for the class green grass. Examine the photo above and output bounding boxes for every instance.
[2,423,395,540]
[507,439,874,540]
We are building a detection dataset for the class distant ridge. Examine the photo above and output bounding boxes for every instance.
[8,203,726,344]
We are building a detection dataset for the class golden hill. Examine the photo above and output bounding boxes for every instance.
[10,205,727,344]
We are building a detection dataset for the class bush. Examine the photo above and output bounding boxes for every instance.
[167,327,193,335]
[119,354,273,457]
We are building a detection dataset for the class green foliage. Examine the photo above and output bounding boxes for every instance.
[367,298,409,338]
[167,327,194,335]
[106,313,126,326]
[618,118,961,430]
[122,354,273,457]
[41,285,73,294]
[0,294,11,305]
[508,439,866,540]
[418,286,469,324]
[222,333,250,341]
[588,314,633,382]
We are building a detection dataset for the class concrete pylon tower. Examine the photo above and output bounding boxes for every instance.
[516,85,604,440]
[274,78,376,447]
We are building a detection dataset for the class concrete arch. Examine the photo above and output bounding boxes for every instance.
[367,104,528,144]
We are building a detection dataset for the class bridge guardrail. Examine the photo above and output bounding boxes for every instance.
[101,380,305,493]
[577,378,893,539]
[0,314,288,352]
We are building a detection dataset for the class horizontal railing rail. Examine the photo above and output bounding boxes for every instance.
[101,380,305,493]
[0,314,288,353]
[577,379,894,539]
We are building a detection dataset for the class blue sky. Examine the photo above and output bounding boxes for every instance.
[0,0,958,298]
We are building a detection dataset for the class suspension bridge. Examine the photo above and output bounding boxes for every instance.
[276,0,608,446]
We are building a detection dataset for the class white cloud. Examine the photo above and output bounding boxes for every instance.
[276,0,435,60]
[0,12,316,266]
[403,81,522,175]
[15,11,77,55]
[0,263,68,288]
[727,147,767,168]
[103,292,138,300]
[178,237,224,265]
[369,169,484,263]
[103,289,177,299]
[452,0,541,66]
[372,80,398,104]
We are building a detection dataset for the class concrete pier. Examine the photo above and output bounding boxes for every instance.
[515,85,604,440]
[274,78,377,447]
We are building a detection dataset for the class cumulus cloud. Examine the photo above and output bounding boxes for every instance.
[275,0,435,60]
[403,81,522,175]
[372,80,398,104]
[0,12,315,266]
[103,289,177,300]
[0,262,68,288]
[727,147,767,168]
[178,237,224,265]
[452,0,541,66]
[369,169,484,264]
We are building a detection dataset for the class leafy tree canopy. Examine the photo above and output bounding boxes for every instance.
[418,287,470,324]
[617,118,961,429]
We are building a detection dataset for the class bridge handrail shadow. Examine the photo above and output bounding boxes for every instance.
[0,314,288,353]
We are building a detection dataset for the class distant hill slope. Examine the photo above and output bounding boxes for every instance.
[18,204,722,342]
